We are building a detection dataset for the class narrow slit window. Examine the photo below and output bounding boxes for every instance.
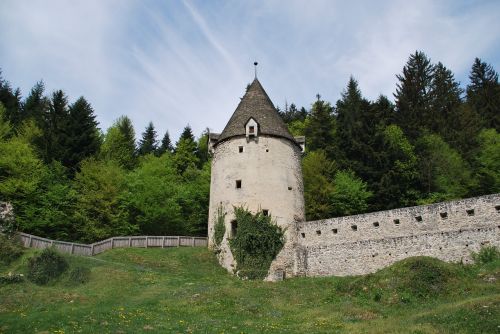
[316,230,321,235]
[440,212,448,219]
[466,209,475,216]
[238,146,243,153]
[332,228,338,234]
[236,180,242,189]
[231,221,238,238]
[393,219,400,225]
[415,216,423,222]
[262,209,269,216]
[373,222,379,228]
[351,225,357,231]
[301,232,305,238]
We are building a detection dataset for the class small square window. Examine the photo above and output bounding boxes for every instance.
[236,180,242,188]
[373,222,379,228]
[415,216,423,222]
[249,126,255,134]
[495,205,500,212]
[440,212,448,219]
[316,230,321,235]
[301,233,305,238]
[393,219,400,225]
[263,209,269,216]
[332,229,338,234]
[288,186,293,190]
[238,146,243,153]
[466,209,475,216]
[351,225,357,231]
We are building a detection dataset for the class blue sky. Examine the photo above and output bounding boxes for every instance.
[1,0,499,141]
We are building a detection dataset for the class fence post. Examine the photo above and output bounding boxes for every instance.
[71,243,75,254]
[162,236,165,248]
[192,237,195,247]
[177,236,181,247]
[111,238,114,249]
[91,244,94,256]
[129,237,132,247]
[28,235,33,247]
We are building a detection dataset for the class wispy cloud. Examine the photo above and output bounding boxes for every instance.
[0,1,499,140]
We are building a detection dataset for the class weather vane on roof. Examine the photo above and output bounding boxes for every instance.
[254,61,258,79]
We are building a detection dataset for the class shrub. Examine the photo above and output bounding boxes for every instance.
[213,204,226,247]
[229,207,285,280]
[69,266,91,284]
[472,246,500,264]
[27,247,68,285]
[0,234,24,265]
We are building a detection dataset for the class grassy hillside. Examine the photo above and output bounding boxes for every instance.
[0,247,499,334]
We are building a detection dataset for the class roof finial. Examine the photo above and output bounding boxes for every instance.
[254,61,258,79]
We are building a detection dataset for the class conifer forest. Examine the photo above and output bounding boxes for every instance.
[0,51,499,242]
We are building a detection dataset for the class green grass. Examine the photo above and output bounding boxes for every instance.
[1,248,499,333]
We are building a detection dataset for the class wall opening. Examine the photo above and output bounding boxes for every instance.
[236,180,242,189]
[466,209,475,216]
[440,212,448,219]
[265,148,269,152]
[316,230,321,235]
[230,220,238,238]
[288,186,293,190]
[415,215,423,222]
[238,146,244,153]
[262,209,269,216]
[495,205,500,212]
[373,222,379,228]
[393,219,400,225]
[249,126,255,134]
[351,225,357,231]
[301,232,305,238]
[332,229,338,234]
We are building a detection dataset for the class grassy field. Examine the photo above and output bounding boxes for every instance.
[0,247,499,334]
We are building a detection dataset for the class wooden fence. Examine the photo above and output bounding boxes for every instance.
[17,232,208,256]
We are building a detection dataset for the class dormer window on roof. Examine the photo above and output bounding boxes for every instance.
[245,118,259,140]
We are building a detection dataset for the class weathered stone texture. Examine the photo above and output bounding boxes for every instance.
[0,202,14,223]
[295,194,500,277]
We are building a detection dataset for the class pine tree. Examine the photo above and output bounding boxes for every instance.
[66,97,101,170]
[304,96,335,155]
[138,122,158,156]
[174,125,199,174]
[0,72,22,127]
[466,58,500,130]
[178,124,195,143]
[158,131,173,155]
[335,77,373,177]
[46,90,70,163]
[429,62,463,139]
[394,51,434,141]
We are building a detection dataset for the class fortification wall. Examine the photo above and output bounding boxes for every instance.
[294,194,500,277]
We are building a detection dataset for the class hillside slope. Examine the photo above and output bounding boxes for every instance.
[0,247,499,333]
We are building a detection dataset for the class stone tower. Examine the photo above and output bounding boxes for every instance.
[208,78,305,279]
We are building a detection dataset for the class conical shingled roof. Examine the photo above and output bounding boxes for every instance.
[215,79,297,146]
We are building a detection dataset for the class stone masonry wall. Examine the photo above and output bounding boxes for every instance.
[294,194,500,277]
